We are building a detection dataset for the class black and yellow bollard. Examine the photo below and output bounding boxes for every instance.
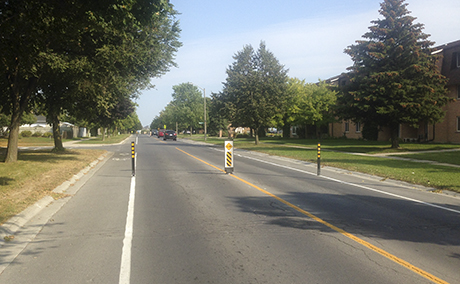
[224,140,234,174]
[317,143,321,176]
[131,141,135,176]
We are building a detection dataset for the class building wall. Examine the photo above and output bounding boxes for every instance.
[327,40,460,144]
[433,41,460,143]
[433,85,460,143]
[329,120,362,139]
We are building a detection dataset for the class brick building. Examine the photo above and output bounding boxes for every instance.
[328,40,460,143]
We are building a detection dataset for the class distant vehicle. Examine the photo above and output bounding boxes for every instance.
[163,130,177,141]
[151,130,157,136]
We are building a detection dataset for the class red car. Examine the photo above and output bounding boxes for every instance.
[157,129,165,138]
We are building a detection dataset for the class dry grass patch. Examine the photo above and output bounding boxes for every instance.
[0,149,106,225]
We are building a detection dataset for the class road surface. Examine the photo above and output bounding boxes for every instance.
[1,135,459,283]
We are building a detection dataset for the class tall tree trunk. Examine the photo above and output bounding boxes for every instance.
[390,124,400,149]
[4,81,34,162]
[52,114,64,152]
[254,127,259,145]
[102,127,106,141]
[5,117,20,163]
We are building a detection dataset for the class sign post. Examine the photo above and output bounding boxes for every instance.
[224,140,234,174]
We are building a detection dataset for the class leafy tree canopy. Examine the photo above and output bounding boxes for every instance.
[286,78,337,135]
[0,0,181,161]
[152,83,206,133]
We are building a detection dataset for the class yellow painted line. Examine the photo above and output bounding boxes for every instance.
[176,147,225,173]
[175,147,449,284]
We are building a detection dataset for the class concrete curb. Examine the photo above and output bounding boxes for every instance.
[0,151,112,245]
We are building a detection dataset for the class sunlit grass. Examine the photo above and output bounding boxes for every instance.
[0,149,106,225]
[183,135,460,193]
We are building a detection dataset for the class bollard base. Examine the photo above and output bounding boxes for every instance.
[225,168,234,174]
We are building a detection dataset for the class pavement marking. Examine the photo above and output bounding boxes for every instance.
[119,153,137,284]
[176,146,449,284]
[209,147,460,216]
[238,154,460,215]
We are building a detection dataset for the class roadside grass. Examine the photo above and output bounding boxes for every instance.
[237,145,460,193]
[253,137,460,154]
[183,136,460,193]
[0,133,130,148]
[0,149,106,225]
[0,136,72,147]
[393,152,460,166]
[185,136,460,154]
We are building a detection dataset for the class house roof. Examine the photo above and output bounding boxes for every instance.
[432,39,460,53]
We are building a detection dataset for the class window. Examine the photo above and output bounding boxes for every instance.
[355,122,361,133]
[344,121,350,132]
[457,117,460,132]
[452,52,460,69]
[457,85,460,100]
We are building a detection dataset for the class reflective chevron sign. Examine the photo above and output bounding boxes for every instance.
[224,140,234,174]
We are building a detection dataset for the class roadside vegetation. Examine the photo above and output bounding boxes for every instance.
[0,134,131,225]
[2,133,459,226]
[0,148,106,225]
[182,135,460,193]
[0,134,131,148]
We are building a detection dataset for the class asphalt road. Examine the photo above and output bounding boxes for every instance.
[1,135,459,283]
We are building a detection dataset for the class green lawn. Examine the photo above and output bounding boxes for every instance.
[0,149,106,225]
[183,136,460,193]
[0,134,131,147]
[394,151,460,166]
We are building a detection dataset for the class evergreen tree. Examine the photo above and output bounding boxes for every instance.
[336,0,451,148]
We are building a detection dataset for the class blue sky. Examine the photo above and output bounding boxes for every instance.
[136,0,459,127]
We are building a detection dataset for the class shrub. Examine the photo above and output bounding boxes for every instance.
[32,132,42,137]
[42,132,53,138]
[20,130,32,137]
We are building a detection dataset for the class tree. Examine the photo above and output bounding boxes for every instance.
[285,78,337,138]
[170,83,205,133]
[0,0,181,162]
[220,41,288,144]
[208,92,230,137]
[336,0,451,148]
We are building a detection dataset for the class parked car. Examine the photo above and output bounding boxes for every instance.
[157,129,165,138]
[163,130,177,141]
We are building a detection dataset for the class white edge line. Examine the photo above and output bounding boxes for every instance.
[119,154,137,284]
[218,149,460,215]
